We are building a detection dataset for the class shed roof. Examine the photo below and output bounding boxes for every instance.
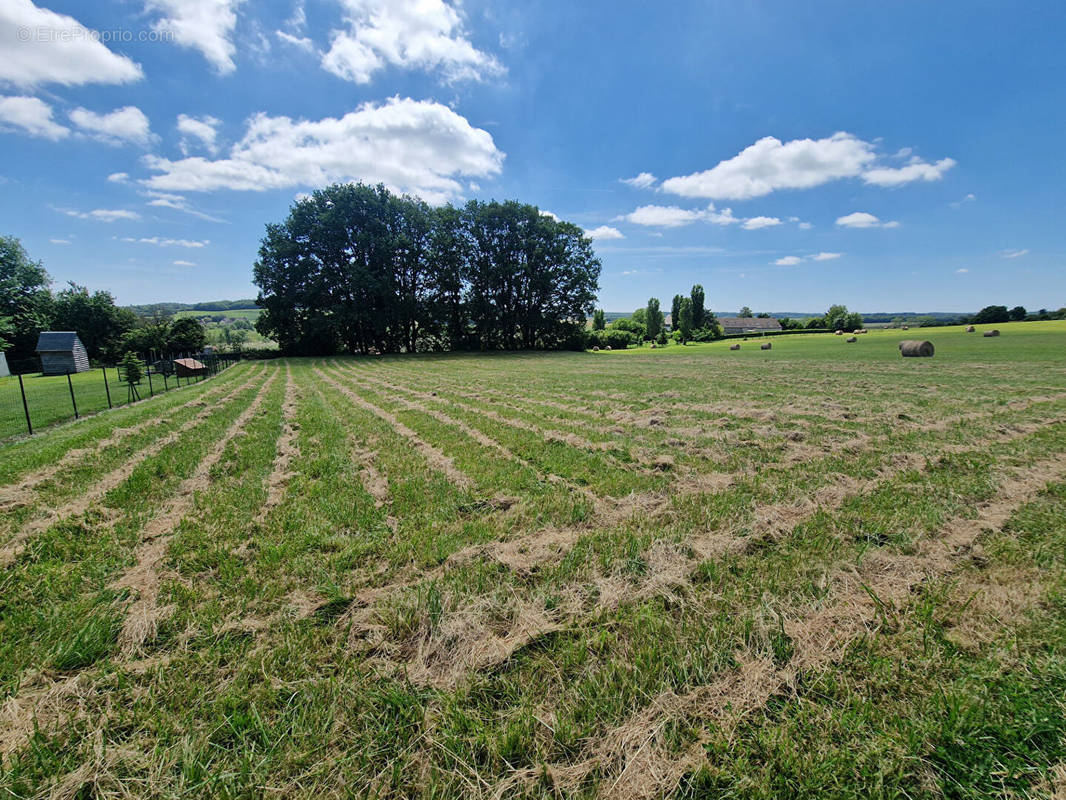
[174,358,206,370]
[36,331,83,352]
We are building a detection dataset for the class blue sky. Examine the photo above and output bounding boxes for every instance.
[1,0,1063,313]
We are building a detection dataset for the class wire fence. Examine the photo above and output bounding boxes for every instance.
[0,351,241,440]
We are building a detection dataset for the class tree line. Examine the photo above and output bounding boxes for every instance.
[0,236,206,371]
[253,183,601,355]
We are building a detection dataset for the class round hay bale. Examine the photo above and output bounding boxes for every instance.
[899,340,934,357]
[604,345,612,351]
[901,325,909,330]
[760,342,772,350]
[966,325,975,332]
[846,335,857,343]
[983,329,1000,337]
[650,343,657,349]
[729,343,741,351]
[592,346,600,352]
[835,330,843,336]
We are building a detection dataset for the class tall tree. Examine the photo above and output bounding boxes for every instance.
[677,297,694,343]
[51,282,137,361]
[0,236,53,362]
[167,317,207,352]
[592,309,606,331]
[738,305,753,318]
[1009,305,1027,321]
[645,298,663,341]
[690,284,706,329]
[671,294,684,331]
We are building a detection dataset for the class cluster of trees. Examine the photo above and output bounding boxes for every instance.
[253,183,600,354]
[965,304,1066,324]
[590,284,722,347]
[0,235,207,370]
[126,299,258,316]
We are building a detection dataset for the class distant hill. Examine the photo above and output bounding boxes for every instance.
[126,299,259,317]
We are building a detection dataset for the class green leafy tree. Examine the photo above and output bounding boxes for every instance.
[824,304,851,331]
[645,298,663,341]
[972,305,1010,324]
[671,294,684,330]
[1009,305,1027,321]
[0,315,13,350]
[611,316,646,340]
[0,236,53,362]
[167,317,208,352]
[690,285,706,329]
[50,282,136,362]
[592,309,606,330]
[677,297,694,343]
[738,306,753,318]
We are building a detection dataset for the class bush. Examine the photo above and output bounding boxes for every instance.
[239,347,283,360]
[589,329,634,350]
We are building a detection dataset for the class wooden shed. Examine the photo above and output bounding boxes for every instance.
[173,357,206,378]
[0,352,9,378]
[36,331,90,375]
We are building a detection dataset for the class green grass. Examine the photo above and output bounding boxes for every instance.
[1,321,1065,798]
[0,364,231,441]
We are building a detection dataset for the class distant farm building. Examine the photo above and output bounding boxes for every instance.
[174,357,206,378]
[0,352,9,378]
[719,317,782,335]
[36,332,90,375]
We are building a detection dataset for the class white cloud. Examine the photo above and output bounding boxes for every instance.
[584,225,624,240]
[0,95,68,139]
[661,132,877,200]
[950,192,976,208]
[742,215,781,230]
[773,251,843,266]
[797,221,813,230]
[615,204,708,228]
[142,190,225,222]
[0,0,143,88]
[811,251,842,261]
[172,259,197,266]
[862,157,956,187]
[69,106,154,147]
[322,0,503,84]
[58,207,140,222]
[657,132,955,200]
[539,210,559,221]
[142,97,504,204]
[144,0,244,74]
[107,171,130,183]
[835,211,898,229]
[955,268,969,274]
[1001,248,1028,259]
[121,236,208,247]
[177,113,221,154]
[620,172,657,189]
[774,256,802,266]
[276,29,314,52]
[49,238,71,244]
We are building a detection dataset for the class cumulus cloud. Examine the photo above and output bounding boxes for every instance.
[1001,248,1028,259]
[772,252,843,266]
[955,268,969,274]
[107,172,130,183]
[59,207,141,222]
[615,204,710,228]
[584,225,624,240]
[0,95,68,139]
[742,215,781,230]
[620,172,657,189]
[276,29,315,52]
[69,106,154,147]
[655,132,954,200]
[142,190,225,222]
[797,221,813,229]
[177,113,221,154]
[835,211,898,229]
[539,210,559,221]
[144,0,244,74]
[142,97,504,204]
[862,157,956,187]
[121,236,208,247]
[0,0,143,88]
[322,0,503,84]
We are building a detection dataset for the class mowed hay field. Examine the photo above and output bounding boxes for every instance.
[2,321,1066,798]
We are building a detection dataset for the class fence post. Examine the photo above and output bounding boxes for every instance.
[18,373,32,435]
[102,366,112,409]
[147,365,154,398]
[67,372,79,419]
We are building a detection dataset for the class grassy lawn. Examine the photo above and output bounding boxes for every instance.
[1,321,1065,798]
